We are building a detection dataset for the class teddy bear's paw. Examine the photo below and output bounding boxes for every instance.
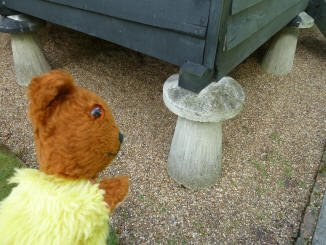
[99,176,129,212]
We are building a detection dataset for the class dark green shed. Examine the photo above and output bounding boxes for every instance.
[0,0,324,91]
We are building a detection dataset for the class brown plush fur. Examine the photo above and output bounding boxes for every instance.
[99,176,129,211]
[27,70,129,211]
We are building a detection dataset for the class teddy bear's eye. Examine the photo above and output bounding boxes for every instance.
[90,105,105,120]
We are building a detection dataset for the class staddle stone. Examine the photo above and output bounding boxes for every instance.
[163,75,245,189]
[261,11,314,75]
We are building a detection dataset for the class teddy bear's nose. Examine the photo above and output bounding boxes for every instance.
[119,132,124,143]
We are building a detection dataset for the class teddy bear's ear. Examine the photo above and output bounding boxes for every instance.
[26,70,76,125]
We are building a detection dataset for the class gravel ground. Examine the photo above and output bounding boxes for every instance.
[0,25,326,244]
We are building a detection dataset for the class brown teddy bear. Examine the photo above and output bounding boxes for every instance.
[0,70,129,245]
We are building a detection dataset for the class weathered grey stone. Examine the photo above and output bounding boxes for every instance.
[7,14,44,32]
[261,27,299,75]
[262,12,314,75]
[11,32,51,86]
[297,12,315,29]
[167,117,222,189]
[8,15,49,86]
[163,75,245,122]
[163,74,245,189]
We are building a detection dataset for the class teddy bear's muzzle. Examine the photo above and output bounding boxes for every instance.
[119,132,124,144]
[107,132,123,157]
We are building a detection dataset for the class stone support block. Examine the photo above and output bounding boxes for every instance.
[163,74,245,189]
[262,12,314,75]
[3,14,51,86]
[11,32,51,86]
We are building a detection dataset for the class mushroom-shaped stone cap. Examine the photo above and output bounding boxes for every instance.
[0,14,44,33]
[290,12,314,29]
[163,74,245,122]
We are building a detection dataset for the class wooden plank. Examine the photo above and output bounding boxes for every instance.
[226,0,302,51]
[4,0,205,66]
[216,0,309,79]
[42,0,210,38]
[203,0,230,69]
[232,0,264,14]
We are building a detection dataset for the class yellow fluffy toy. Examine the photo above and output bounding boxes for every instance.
[0,70,129,245]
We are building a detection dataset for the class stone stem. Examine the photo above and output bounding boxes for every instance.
[11,32,51,86]
[261,12,314,75]
[261,27,299,75]
[163,74,245,189]
[167,117,222,189]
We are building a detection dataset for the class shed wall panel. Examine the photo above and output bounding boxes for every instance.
[43,0,210,38]
[216,0,309,78]
[307,0,326,37]
[5,0,206,66]
[227,0,304,51]
[232,0,264,14]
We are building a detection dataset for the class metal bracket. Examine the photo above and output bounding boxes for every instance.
[0,14,44,33]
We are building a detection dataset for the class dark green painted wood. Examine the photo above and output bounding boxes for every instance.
[232,0,264,14]
[43,0,210,38]
[183,0,231,92]
[2,0,312,92]
[179,62,214,93]
[180,0,227,91]
[4,0,206,66]
[216,0,309,79]
[227,0,303,51]
[307,0,326,37]
[203,0,225,69]
[215,0,233,54]
[0,6,18,16]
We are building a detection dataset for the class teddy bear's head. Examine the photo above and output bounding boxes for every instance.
[27,70,122,179]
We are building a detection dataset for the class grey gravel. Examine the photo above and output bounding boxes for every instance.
[1,25,326,244]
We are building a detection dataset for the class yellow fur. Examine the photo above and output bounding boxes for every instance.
[0,168,110,245]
